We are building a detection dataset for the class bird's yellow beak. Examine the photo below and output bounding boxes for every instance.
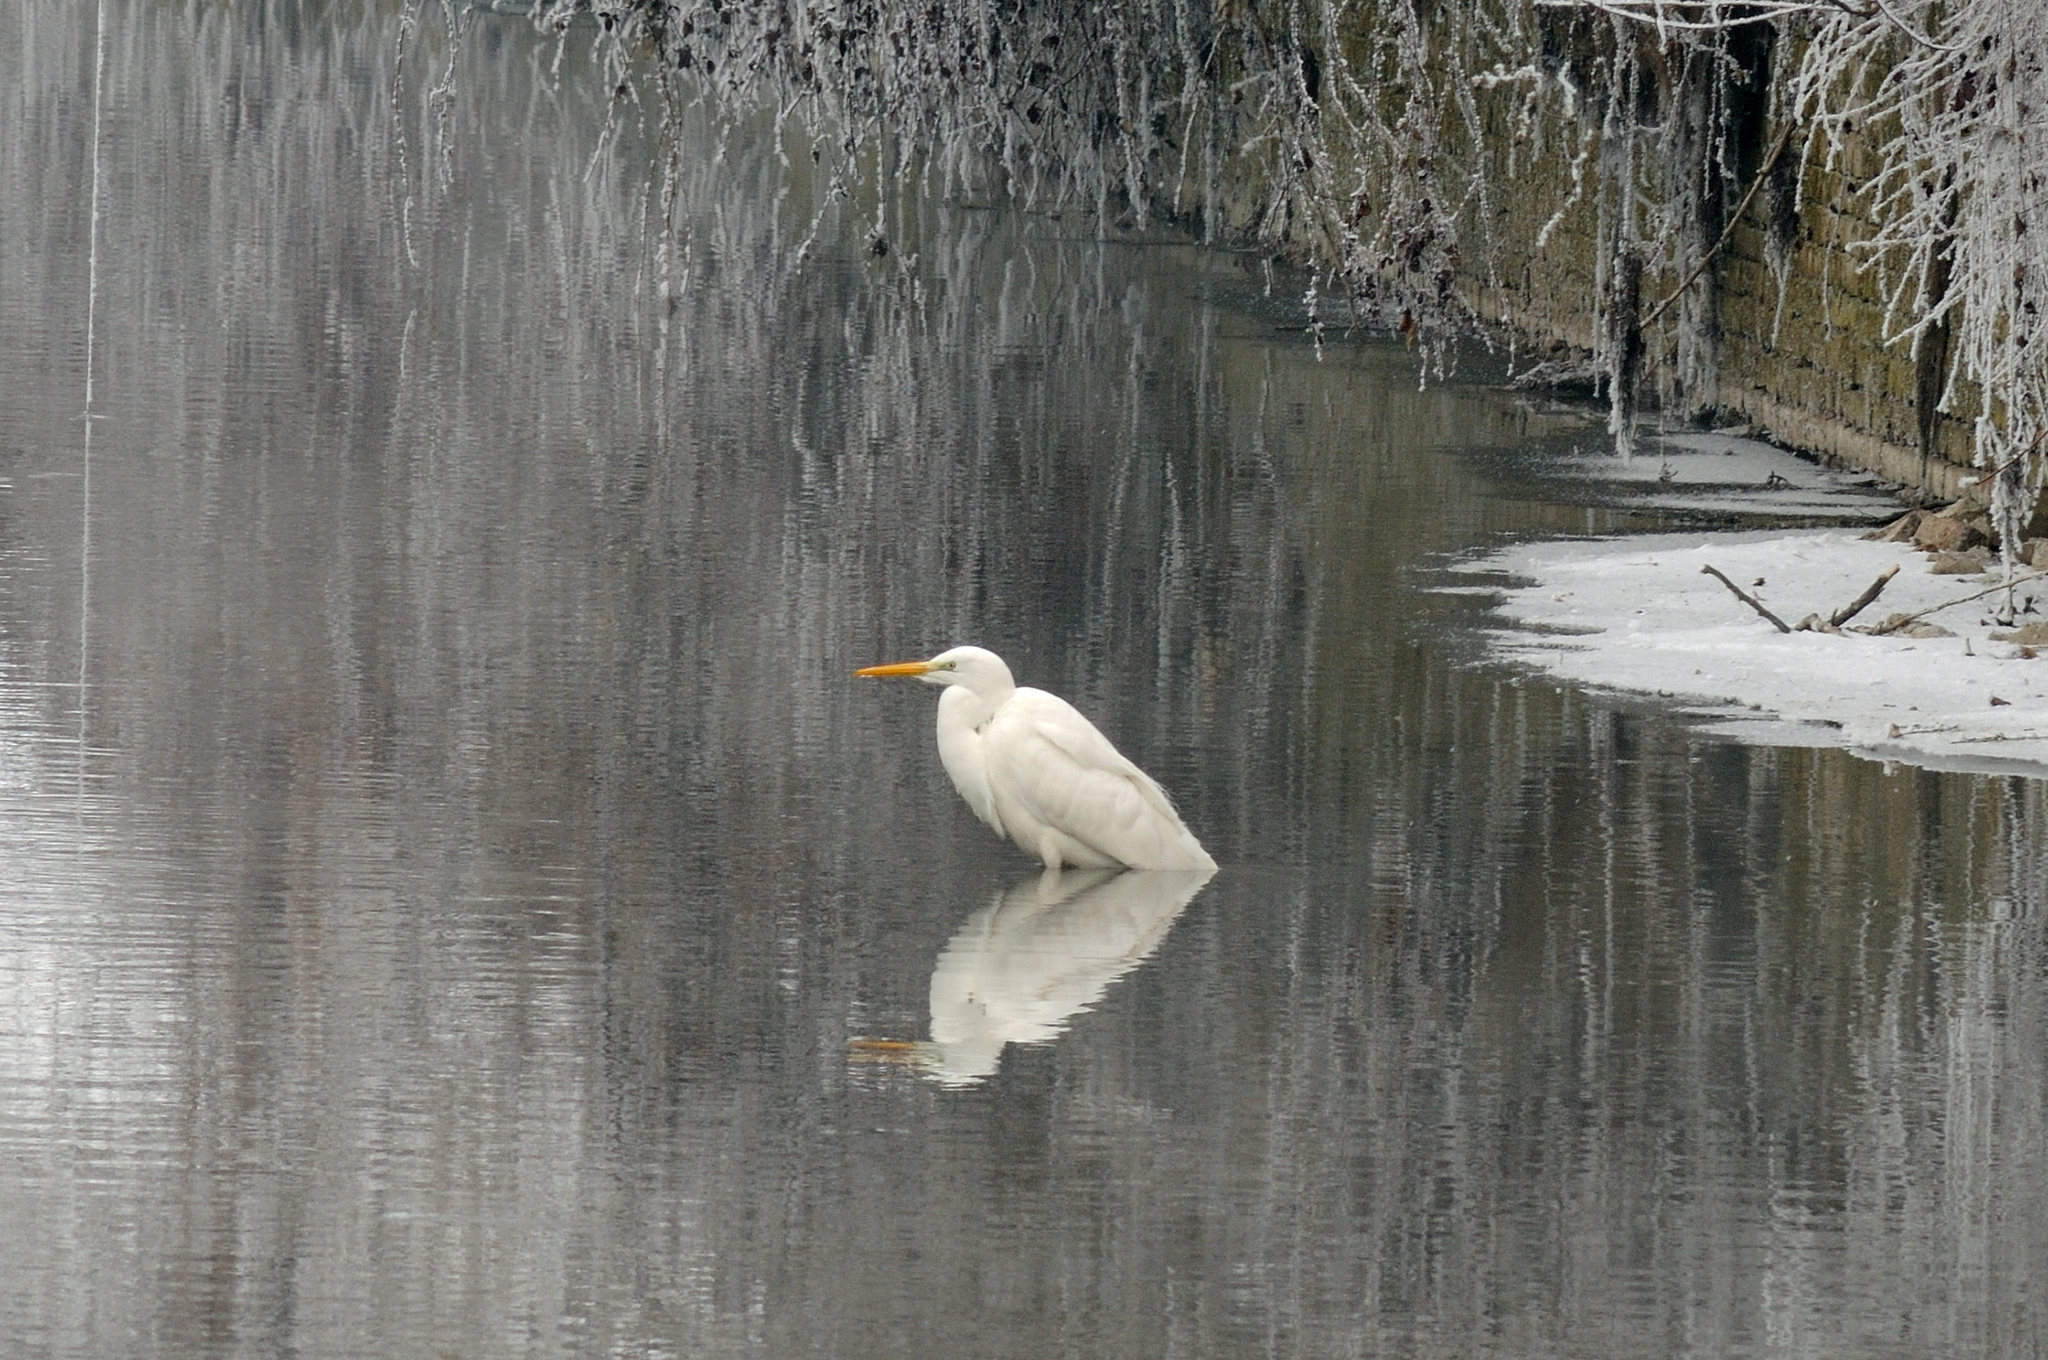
[846,1037,931,1069]
[854,660,932,678]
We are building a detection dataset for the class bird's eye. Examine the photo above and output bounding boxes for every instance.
[938,661,956,670]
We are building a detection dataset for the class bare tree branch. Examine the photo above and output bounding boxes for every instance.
[1702,565,1792,632]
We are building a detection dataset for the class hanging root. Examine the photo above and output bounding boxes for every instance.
[1606,246,1645,459]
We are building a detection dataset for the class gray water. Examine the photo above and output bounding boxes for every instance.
[4,5,2047,1358]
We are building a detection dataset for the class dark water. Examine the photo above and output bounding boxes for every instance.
[5,5,2047,1357]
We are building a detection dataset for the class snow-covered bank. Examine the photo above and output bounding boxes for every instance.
[1537,428,1904,520]
[1453,530,2048,776]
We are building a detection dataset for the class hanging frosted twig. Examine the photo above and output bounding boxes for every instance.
[524,0,2040,519]
[1538,0,1961,49]
[1639,117,1798,331]
[1564,0,2045,534]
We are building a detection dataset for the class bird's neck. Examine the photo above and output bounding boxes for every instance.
[939,679,1014,732]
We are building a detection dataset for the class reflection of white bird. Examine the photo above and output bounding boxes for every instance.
[855,868,1214,1084]
[854,646,1215,871]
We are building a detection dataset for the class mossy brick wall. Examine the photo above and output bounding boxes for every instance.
[1713,138,1977,497]
[1462,81,1605,357]
[1453,67,1976,499]
[1207,6,1978,500]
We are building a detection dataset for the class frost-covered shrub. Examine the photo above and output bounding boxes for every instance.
[536,0,2045,536]
[1574,0,2046,571]
[533,0,1505,372]
[1787,0,2047,562]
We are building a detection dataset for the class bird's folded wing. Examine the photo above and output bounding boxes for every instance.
[1022,702,1184,828]
[987,691,1193,865]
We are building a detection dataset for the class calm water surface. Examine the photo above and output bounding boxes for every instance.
[4,5,2047,1357]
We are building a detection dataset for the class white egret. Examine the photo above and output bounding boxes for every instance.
[854,646,1216,871]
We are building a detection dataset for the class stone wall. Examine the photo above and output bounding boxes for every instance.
[1711,142,1976,499]
[1455,50,1978,502]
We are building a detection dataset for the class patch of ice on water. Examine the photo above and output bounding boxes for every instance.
[1454,529,2048,776]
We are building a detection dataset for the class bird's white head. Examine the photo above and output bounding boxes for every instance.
[855,645,1016,699]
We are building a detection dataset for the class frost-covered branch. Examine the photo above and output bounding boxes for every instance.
[1537,0,2044,546]
[1779,0,2047,564]
[523,0,2044,529]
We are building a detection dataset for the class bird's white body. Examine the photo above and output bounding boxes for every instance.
[858,647,1215,872]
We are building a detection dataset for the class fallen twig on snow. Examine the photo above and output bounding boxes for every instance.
[1829,564,1898,628]
[1702,565,1791,632]
[1798,563,1902,632]
[1861,568,2048,636]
